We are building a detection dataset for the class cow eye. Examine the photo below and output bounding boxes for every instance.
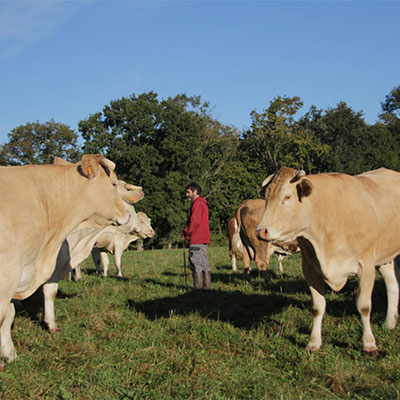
[112,181,118,188]
[283,194,291,202]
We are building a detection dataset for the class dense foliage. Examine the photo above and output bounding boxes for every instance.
[1,85,399,247]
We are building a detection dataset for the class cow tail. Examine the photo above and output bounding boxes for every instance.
[232,210,244,260]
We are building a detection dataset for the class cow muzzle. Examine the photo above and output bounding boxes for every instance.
[256,222,281,242]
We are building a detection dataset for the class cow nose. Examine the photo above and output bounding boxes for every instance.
[256,228,269,241]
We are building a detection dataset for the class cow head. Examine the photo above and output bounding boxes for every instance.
[80,155,130,226]
[256,167,313,242]
[136,212,155,239]
[54,155,131,227]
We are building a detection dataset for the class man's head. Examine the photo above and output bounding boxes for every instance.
[185,182,201,202]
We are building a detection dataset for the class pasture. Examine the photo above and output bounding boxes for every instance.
[2,246,400,399]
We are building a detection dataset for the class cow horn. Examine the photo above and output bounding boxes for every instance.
[257,173,275,197]
[100,158,116,171]
[289,169,306,184]
[260,173,275,189]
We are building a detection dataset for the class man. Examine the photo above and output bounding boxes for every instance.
[182,182,211,290]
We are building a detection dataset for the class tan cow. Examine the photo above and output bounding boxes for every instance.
[42,178,144,332]
[231,199,299,281]
[92,211,155,277]
[0,155,130,368]
[256,167,400,354]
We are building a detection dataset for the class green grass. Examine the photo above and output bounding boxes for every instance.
[2,247,400,399]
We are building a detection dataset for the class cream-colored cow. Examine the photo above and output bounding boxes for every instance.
[257,167,400,354]
[42,178,144,333]
[0,155,130,369]
[92,211,155,278]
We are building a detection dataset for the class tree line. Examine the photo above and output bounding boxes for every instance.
[1,86,399,248]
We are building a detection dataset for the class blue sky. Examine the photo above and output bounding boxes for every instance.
[0,0,399,145]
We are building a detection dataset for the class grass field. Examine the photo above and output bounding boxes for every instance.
[1,246,400,399]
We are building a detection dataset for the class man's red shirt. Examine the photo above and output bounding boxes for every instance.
[183,196,210,245]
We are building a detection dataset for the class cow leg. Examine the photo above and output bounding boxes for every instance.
[276,253,285,275]
[0,302,16,363]
[112,244,124,278]
[73,264,82,281]
[302,261,325,352]
[231,254,237,272]
[91,248,102,276]
[357,264,378,355]
[256,260,269,283]
[242,247,252,282]
[42,282,60,333]
[100,252,110,277]
[256,247,270,283]
[379,261,399,330]
[68,265,81,281]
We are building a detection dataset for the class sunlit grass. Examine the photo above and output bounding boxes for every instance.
[1,247,400,399]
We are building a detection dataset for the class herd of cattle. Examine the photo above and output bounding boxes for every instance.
[0,155,155,369]
[0,155,399,370]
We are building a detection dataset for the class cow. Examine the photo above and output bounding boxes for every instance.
[41,177,144,333]
[92,211,155,277]
[0,154,131,369]
[230,199,299,281]
[256,167,400,354]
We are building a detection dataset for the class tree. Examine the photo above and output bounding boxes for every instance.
[300,102,398,174]
[0,120,81,165]
[243,96,330,176]
[79,92,238,248]
[379,85,400,147]
[380,84,400,119]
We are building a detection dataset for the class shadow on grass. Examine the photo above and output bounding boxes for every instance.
[13,285,79,327]
[162,268,311,294]
[135,272,391,331]
[127,289,310,330]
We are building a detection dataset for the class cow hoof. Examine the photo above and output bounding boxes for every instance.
[306,343,320,353]
[363,349,379,357]
[0,363,7,372]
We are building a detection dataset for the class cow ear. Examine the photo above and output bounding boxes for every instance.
[80,154,102,179]
[296,179,312,202]
[118,181,144,204]
[125,183,144,203]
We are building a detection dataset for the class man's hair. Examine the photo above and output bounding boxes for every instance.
[186,182,201,195]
